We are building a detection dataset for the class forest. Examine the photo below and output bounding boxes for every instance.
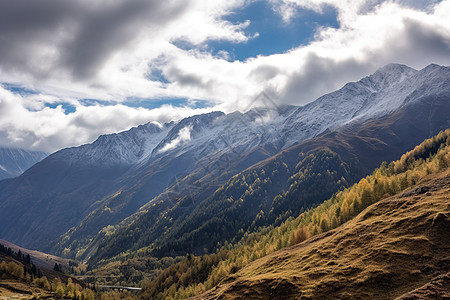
[141,129,450,299]
[0,243,96,299]
[90,147,356,267]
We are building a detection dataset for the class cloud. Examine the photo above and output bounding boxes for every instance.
[0,0,250,100]
[158,125,193,153]
[0,85,212,152]
[1,0,450,152]
[156,0,450,106]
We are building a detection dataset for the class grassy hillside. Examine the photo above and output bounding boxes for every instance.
[141,128,450,299]
[194,168,450,299]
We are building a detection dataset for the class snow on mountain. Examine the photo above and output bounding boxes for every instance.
[152,111,225,155]
[26,63,450,173]
[1,62,448,252]
[52,121,173,167]
[279,63,450,148]
[351,63,449,121]
[153,63,449,159]
[0,147,48,180]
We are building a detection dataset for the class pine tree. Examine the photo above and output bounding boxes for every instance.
[53,263,60,272]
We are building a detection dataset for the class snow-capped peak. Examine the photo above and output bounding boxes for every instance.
[45,63,450,169]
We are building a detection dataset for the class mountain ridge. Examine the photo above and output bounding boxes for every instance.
[0,63,448,258]
[92,91,448,265]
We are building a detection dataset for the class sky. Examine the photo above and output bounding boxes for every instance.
[0,0,449,152]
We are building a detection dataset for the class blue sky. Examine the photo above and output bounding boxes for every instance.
[175,1,339,61]
[208,2,339,61]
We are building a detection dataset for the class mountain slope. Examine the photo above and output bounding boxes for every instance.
[0,122,171,249]
[0,63,449,256]
[0,239,69,271]
[141,128,450,299]
[193,169,450,300]
[0,241,94,299]
[88,89,450,265]
[397,272,450,300]
[0,147,47,180]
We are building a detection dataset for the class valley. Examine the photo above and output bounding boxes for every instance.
[2,1,450,298]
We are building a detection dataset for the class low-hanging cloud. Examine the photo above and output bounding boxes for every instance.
[158,125,193,153]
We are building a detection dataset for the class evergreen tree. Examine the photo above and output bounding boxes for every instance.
[53,263,60,272]
[25,254,31,265]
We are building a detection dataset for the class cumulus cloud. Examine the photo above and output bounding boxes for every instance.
[0,0,250,100]
[1,0,450,151]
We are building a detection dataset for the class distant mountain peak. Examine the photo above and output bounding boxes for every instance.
[365,63,417,88]
[422,63,445,70]
[0,147,48,180]
[377,62,417,73]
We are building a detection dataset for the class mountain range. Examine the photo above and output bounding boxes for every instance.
[0,63,449,269]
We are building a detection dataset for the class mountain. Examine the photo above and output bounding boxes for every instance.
[0,63,449,259]
[0,122,172,250]
[89,87,450,266]
[70,63,450,265]
[192,169,450,300]
[0,147,47,180]
[142,128,450,299]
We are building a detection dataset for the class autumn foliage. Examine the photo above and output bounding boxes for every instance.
[142,128,450,300]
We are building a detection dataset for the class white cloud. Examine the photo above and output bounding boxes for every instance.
[0,85,212,152]
[156,0,450,106]
[158,125,193,153]
[0,0,251,101]
[1,0,450,152]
